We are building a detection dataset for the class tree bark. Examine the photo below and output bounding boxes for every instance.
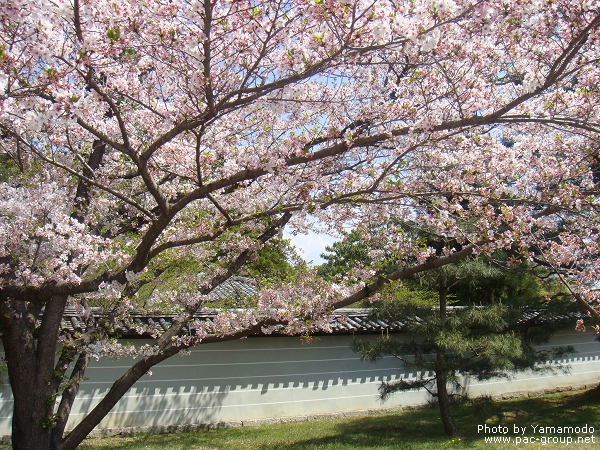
[72,139,106,224]
[50,352,90,448]
[436,370,461,437]
[4,329,53,449]
[1,296,68,450]
[435,279,461,437]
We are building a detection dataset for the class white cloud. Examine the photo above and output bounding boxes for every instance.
[284,230,337,266]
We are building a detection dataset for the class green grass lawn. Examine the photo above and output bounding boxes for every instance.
[76,386,600,449]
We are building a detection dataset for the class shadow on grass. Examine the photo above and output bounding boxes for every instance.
[80,387,600,450]
[460,385,600,431]
[81,408,462,450]
[248,408,474,450]
[250,387,600,450]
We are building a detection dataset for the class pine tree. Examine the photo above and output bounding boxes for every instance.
[352,260,576,437]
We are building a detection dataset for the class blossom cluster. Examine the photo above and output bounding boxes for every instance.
[0,0,599,361]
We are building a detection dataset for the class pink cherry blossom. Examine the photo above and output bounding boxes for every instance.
[1,1,600,448]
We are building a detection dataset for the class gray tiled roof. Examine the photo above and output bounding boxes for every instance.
[58,308,404,337]
[58,306,580,339]
[210,276,258,299]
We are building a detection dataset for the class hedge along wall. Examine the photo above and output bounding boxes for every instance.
[0,329,599,437]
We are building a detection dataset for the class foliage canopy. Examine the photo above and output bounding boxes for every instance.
[1,0,600,448]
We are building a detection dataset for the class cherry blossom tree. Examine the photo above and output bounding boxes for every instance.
[1,0,600,448]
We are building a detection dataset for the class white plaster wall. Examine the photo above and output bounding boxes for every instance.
[0,330,598,437]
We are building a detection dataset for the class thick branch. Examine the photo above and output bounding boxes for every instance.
[51,352,90,448]
[202,0,215,115]
[56,320,270,450]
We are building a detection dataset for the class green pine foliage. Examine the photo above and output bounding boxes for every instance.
[317,229,373,279]
[351,261,576,436]
[325,232,580,438]
[244,236,305,285]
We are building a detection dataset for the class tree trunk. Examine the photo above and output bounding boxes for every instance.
[436,370,461,437]
[435,279,461,437]
[7,350,54,450]
[1,296,68,450]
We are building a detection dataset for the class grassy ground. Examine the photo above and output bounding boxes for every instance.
[75,386,600,449]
